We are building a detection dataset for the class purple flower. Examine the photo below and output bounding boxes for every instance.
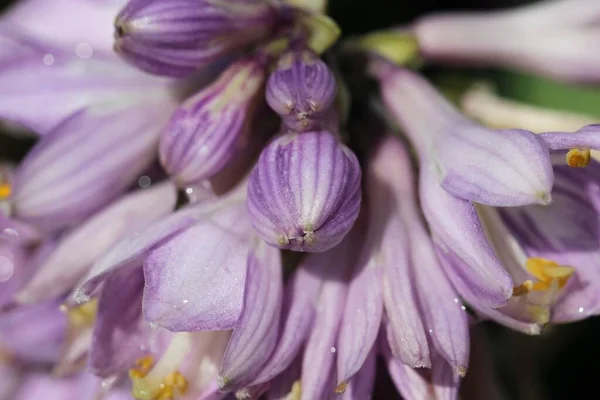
[115,0,279,77]
[247,130,362,252]
[159,56,267,188]
[414,0,600,83]
[266,49,337,131]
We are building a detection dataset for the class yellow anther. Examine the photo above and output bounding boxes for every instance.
[0,183,11,200]
[566,148,591,168]
[65,299,98,329]
[525,257,574,291]
[334,381,347,394]
[129,355,155,380]
[290,380,302,400]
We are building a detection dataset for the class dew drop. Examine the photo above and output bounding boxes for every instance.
[43,54,54,65]
[0,255,13,282]
[578,307,584,313]
[138,175,151,188]
[75,42,93,59]
[330,347,336,353]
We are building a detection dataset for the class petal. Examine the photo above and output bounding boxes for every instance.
[420,166,513,307]
[0,300,66,364]
[381,216,431,368]
[3,0,126,53]
[89,266,148,377]
[339,348,376,400]
[11,106,165,233]
[336,254,383,385]
[250,257,322,386]
[265,354,302,400]
[16,181,176,304]
[218,240,283,389]
[0,31,171,135]
[72,206,202,303]
[143,204,252,331]
[377,66,553,207]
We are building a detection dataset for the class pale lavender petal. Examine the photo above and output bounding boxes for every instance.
[16,182,176,304]
[0,31,171,135]
[420,166,513,307]
[336,255,383,384]
[266,355,302,400]
[0,300,66,364]
[540,125,600,151]
[247,130,362,252]
[250,258,322,385]
[3,0,126,53]
[73,206,201,303]
[11,105,166,233]
[218,241,283,390]
[414,1,600,83]
[0,214,41,245]
[143,203,252,331]
[339,348,376,400]
[377,66,553,207]
[89,266,149,377]
[301,265,349,400]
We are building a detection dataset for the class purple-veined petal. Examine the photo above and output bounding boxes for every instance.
[300,238,355,400]
[0,31,172,135]
[16,181,176,304]
[336,254,383,386]
[143,202,253,331]
[159,57,266,187]
[0,300,66,364]
[420,164,513,307]
[339,347,376,400]
[11,105,168,233]
[266,354,302,400]
[266,50,337,132]
[375,65,553,207]
[3,0,126,53]
[250,256,323,386]
[218,240,283,390]
[247,130,362,252]
[540,124,600,151]
[414,0,600,83]
[89,266,148,377]
[114,0,277,77]
[72,205,204,303]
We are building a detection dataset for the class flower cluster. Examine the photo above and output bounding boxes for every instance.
[1,0,600,399]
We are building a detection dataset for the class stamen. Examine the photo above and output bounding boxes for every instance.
[525,257,574,291]
[0,183,11,200]
[512,280,534,296]
[64,299,98,329]
[130,333,192,400]
[566,148,591,168]
[290,380,301,400]
[334,381,347,394]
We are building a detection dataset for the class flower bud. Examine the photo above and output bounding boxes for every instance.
[159,58,266,187]
[247,130,361,252]
[115,0,278,77]
[266,50,337,131]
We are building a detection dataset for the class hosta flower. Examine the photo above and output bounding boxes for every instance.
[414,0,600,83]
[115,0,280,77]
[266,49,337,131]
[159,56,267,189]
[247,130,361,252]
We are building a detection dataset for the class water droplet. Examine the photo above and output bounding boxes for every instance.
[182,299,189,304]
[43,54,54,65]
[461,306,466,311]
[330,347,336,353]
[454,298,459,303]
[75,42,93,59]
[185,187,194,194]
[138,175,151,188]
[578,307,584,313]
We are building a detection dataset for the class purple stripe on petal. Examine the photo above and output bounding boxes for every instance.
[218,240,283,390]
[143,203,252,331]
[16,181,176,305]
[89,266,148,377]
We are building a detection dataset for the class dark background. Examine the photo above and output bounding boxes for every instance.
[1,0,598,399]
